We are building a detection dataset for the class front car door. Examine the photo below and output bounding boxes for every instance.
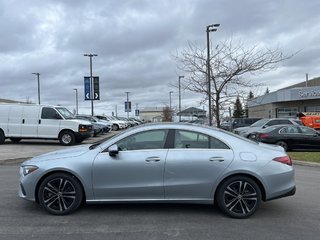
[92,129,169,200]
[164,129,234,201]
[37,107,62,138]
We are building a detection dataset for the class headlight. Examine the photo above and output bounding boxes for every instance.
[20,165,39,177]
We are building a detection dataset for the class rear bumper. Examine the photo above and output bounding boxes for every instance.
[266,186,296,201]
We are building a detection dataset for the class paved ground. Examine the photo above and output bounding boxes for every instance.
[0,131,119,164]
[0,164,319,240]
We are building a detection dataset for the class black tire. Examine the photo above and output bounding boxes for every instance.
[216,176,261,218]
[10,138,21,143]
[0,130,5,144]
[276,141,288,151]
[59,131,75,146]
[112,124,119,131]
[38,173,83,215]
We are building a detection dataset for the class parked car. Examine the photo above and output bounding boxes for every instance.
[221,118,261,131]
[0,104,92,145]
[95,115,126,131]
[233,118,302,138]
[19,123,295,218]
[76,115,111,135]
[252,124,320,151]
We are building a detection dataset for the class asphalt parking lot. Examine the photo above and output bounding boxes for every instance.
[0,164,319,240]
[0,131,119,164]
[0,131,319,239]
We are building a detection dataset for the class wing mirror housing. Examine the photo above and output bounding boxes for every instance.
[108,144,119,157]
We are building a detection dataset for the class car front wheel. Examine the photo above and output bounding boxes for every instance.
[59,131,75,146]
[38,173,83,215]
[216,176,261,218]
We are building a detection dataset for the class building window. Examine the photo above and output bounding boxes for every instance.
[305,106,320,112]
[276,108,298,118]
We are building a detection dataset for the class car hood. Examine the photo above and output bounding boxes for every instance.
[22,145,91,164]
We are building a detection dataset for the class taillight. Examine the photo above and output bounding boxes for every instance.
[258,133,269,139]
[273,156,292,166]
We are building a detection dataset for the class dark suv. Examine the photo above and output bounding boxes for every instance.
[221,118,261,131]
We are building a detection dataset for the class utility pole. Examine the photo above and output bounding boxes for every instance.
[206,23,220,126]
[169,91,173,122]
[178,75,184,122]
[32,73,40,104]
[84,53,98,116]
[73,88,78,114]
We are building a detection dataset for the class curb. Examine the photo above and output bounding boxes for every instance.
[293,160,320,168]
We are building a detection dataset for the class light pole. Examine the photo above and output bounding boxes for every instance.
[169,91,173,121]
[178,75,184,122]
[73,88,78,115]
[84,53,98,116]
[32,73,40,104]
[206,23,220,126]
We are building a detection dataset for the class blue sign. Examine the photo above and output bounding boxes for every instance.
[125,101,131,112]
[84,77,91,100]
[135,109,139,116]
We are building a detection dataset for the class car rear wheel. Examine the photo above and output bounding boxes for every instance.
[38,173,83,215]
[216,176,261,218]
[59,131,75,146]
[276,141,288,151]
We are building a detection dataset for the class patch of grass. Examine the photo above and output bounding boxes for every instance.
[288,152,320,164]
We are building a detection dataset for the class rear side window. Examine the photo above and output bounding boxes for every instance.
[41,108,60,119]
[174,130,229,149]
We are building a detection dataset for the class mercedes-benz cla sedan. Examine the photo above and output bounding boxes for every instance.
[19,123,295,218]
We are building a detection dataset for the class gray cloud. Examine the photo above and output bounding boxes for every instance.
[1,0,320,116]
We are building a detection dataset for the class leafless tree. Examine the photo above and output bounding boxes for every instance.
[162,106,172,122]
[173,38,293,127]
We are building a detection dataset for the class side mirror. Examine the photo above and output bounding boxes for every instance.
[108,144,119,157]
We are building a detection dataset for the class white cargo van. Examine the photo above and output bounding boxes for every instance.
[0,104,93,146]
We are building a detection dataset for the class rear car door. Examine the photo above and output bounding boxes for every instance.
[164,130,234,200]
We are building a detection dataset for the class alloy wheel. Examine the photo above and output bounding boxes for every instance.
[217,176,261,218]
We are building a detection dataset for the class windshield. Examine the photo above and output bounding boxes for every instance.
[56,107,75,119]
[251,119,269,127]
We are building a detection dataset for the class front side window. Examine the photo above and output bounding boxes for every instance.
[41,107,60,119]
[117,130,168,151]
[56,107,74,119]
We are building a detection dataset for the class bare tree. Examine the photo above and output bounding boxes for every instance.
[162,106,172,122]
[173,38,293,127]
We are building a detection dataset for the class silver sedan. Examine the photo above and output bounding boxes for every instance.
[19,123,295,218]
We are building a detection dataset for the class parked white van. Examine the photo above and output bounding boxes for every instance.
[0,104,93,145]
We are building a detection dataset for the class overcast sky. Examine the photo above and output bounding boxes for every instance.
[1,0,320,116]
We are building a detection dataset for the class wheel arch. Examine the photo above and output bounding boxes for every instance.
[214,173,267,202]
[58,128,75,138]
[34,170,86,204]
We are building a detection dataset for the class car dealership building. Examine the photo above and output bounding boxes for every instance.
[248,77,320,118]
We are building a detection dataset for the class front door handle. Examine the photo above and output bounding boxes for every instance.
[209,157,225,162]
[145,157,161,162]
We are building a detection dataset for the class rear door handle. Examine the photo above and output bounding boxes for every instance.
[209,157,225,162]
[145,157,161,162]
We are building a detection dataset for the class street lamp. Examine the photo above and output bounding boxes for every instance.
[32,73,40,104]
[84,53,98,116]
[169,91,173,121]
[178,75,184,122]
[73,88,78,115]
[206,23,220,126]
